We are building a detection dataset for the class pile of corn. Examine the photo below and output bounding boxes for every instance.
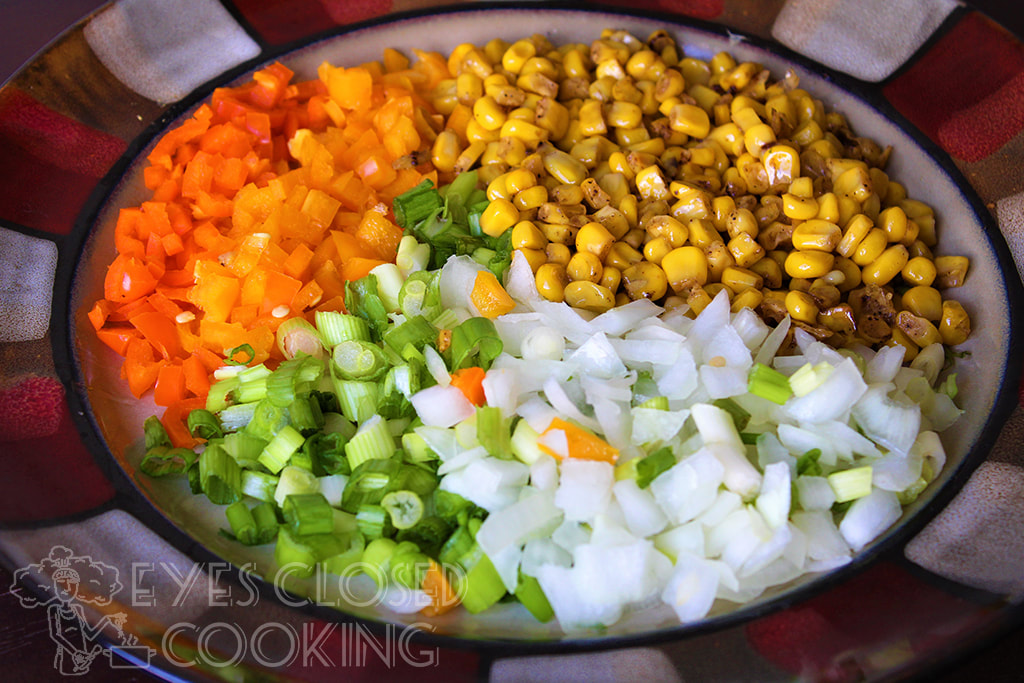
[418,28,970,359]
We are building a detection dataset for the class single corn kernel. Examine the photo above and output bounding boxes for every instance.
[662,245,709,288]
[511,220,547,250]
[514,185,549,210]
[851,228,888,267]
[785,290,820,325]
[576,221,616,261]
[668,103,711,138]
[934,255,969,288]
[939,299,971,346]
[901,256,937,287]
[605,241,644,271]
[643,236,673,264]
[621,261,669,300]
[517,247,547,273]
[635,165,672,201]
[601,265,622,292]
[792,219,842,252]
[721,265,763,293]
[431,130,462,173]
[542,148,589,185]
[480,198,520,237]
[473,95,507,131]
[503,39,537,73]
[861,244,909,286]
[888,326,920,362]
[750,255,783,289]
[545,241,572,265]
[727,232,765,268]
[878,206,908,243]
[782,193,819,220]
[785,250,835,279]
[646,215,689,248]
[743,123,777,159]
[835,213,873,258]
[901,285,943,321]
[896,310,942,347]
[564,280,615,313]
[535,263,570,302]
[566,251,604,284]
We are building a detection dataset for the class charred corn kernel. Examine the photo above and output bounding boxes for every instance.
[836,214,873,258]
[862,244,909,286]
[662,245,709,288]
[514,185,548,210]
[833,165,873,202]
[607,101,643,129]
[622,228,646,250]
[632,165,670,201]
[542,148,588,185]
[621,262,669,300]
[564,280,615,313]
[669,183,712,220]
[704,242,735,281]
[517,71,559,98]
[685,218,720,250]
[785,250,835,279]
[725,208,758,238]
[511,220,546,250]
[934,255,969,288]
[833,256,861,292]
[643,235,673,264]
[592,205,630,239]
[721,61,762,91]
[683,283,715,314]
[500,119,549,146]
[782,193,819,220]
[899,218,921,247]
[601,265,622,292]
[901,285,943,321]
[550,183,585,205]
[452,140,487,175]
[750,255,783,289]
[540,221,573,245]
[887,326,920,362]
[545,241,570,265]
[901,256,937,287]
[669,103,711,138]
[655,69,686,101]
[939,300,971,345]
[817,303,857,335]
[535,263,569,302]
[480,199,519,237]
[710,196,736,231]
[878,206,907,243]
[792,219,842,252]
[605,241,644,271]
[503,39,537,73]
[721,265,763,293]
[785,290,819,324]
[566,251,604,283]
[473,96,507,131]
[744,123,777,158]
[430,129,462,173]
[517,247,547,273]
[727,232,765,268]
[851,228,888,266]
[646,215,689,248]
[737,155,770,194]
[896,310,942,347]
[576,221,616,260]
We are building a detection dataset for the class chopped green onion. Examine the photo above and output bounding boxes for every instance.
[435,489,481,526]
[315,310,371,345]
[276,317,326,361]
[266,354,323,407]
[713,397,751,432]
[476,406,511,458]
[259,424,305,474]
[395,235,431,276]
[378,363,420,420]
[398,270,441,319]
[187,409,223,441]
[360,537,398,585]
[393,178,443,227]
[332,339,388,381]
[274,527,347,579]
[218,401,258,432]
[341,458,401,512]
[273,465,320,507]
[226,501,258,545]
[636,446,676,489]
[401,431,436,463]
[381,490,424,530]
[389,542,430,589]
[199,443,243,505]
[796,448,823,476]
[236,364,272,404]
[322,532,366,576]
[284,493,335,536]
[448,317,503,371]
[396,515,451,558]
[302,431,349,476]
[430,308,460,332]
[331,376,379,424]
[383,315,438,356]
[288,395,324,434]
[356,504,392,539]
[143,416,172,450]
[221,430,266,467]
[344,275,390,340]
[748,363,793,405]
[346,416,397,470]
[205,375,239,412]
[224,343,255,366]
[252,502,280,544]
[140,446,196,477]
[937,372,958,399]
[828,466,873,503]
[370,262,404,312]
[241,469,278,502]
[639,395,670,411]
[515,572,554,623]
[458,552,506,614]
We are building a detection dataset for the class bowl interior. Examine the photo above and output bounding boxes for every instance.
[71,6,1017,643]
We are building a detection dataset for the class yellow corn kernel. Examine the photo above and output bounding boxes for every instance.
[782,193,818,220]
[507,106,535,123]
[592,205,631,239]
[480,199,520,237]
[721,265,763,293]
[939,299,971,346]
[605,101,642,129]
[535,263,569,302]
[578,99,608,137]
[576,222,616,261]
[382,47,411,73]
[476,163,507,186]
[619,193,639,228]
[456,72,484,106]
[486,172,512,201]
[517,71,559,98]
[785,290,819,324]
[731,104,763,132]
[901,256,937,287]
[466,118,500,144]
[621,261,669,300]
[792,219,842,252]
[785,250,835,279]
[510,221,546,250]
[605,241,644,271]
[643,236,673,264]
[896,310,942,347]
[502,39,537,73]
[789,177,814,198]
[723,208,756,240]
[550,183,584,205]
[517,247,547,273]
[561,47,589,79]
[669,183,712,221]
[885,180,908,206]
[726,232,765,268]
[601,265,622,292]
[899,218,921,247]
[861,244,909,286]
[710,196,736,232]
[901,285,943,321]
[887,326,920,362]
[503,168,536,195]
[750,255,783,289]
[908,239,934,261]
[704,241,735,282]
[685,218,721,250]
[851,228,888,267]
[832,165,873,203]
[431,129,462,173]
[836,214,873,258]
[815,192,840,223]
[539,221,573,245]
[452,140,487,175]
[566,251,604,283]
[632,165,670,201]
[545,242,571,266]
[730,288,764,313]
[878,206,908,243]
[484,38,509,65]
[668,103,711,138]
[934,255,969,288]
[861,193,881,222]
[645,215,689,248]
[625,49,662,80]
[542,149,588,185]
[514,186,549,211]
[472,96,507,131]
[564,280,615,313]
[662,245,709,288]
[743,123,777,159]
[500,119,549,146]
[836,197,860,228]
[535,98,570,139]
[679,56,711,84]
[655,69,686,102]
[832,256,862,292]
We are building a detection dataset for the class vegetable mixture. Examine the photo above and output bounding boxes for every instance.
[90,27,971,632]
